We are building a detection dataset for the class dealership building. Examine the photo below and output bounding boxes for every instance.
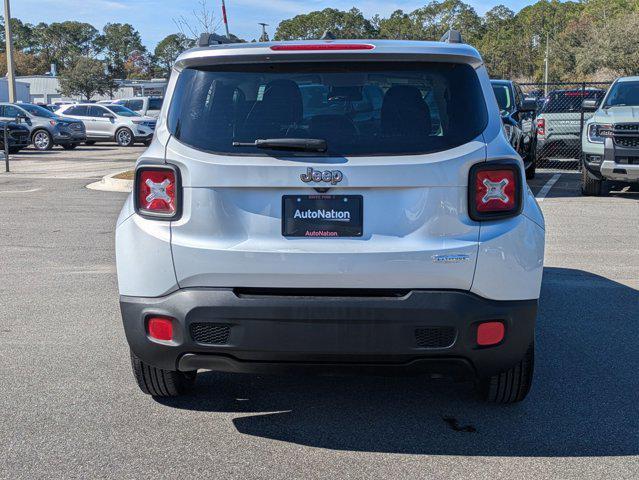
[13,75,168,104]
[0,78,31,102]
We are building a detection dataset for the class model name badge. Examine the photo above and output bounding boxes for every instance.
[293,209,351,221]
[432,254,470,263]
[300,167,343,185]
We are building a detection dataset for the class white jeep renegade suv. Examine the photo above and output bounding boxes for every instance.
[116,34,545,403]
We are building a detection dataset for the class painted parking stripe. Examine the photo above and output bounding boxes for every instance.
[536,173,561,202]
[0,188,42,194]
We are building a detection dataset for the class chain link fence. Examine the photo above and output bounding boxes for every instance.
[520,82,612,170]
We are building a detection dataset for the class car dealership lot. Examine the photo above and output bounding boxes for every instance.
[0,150,637,479]
[4,144,146,179]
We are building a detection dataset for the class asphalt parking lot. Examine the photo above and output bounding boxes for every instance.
[0,147,637,479]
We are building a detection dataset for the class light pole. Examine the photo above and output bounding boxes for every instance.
[221,0,230,39]
[258,23,269,42]
[543,32,550,96]
[3,0,17,102]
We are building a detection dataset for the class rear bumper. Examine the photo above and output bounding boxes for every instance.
[134,134,153,142]
[536,135,581,157]
[121,289,537,379]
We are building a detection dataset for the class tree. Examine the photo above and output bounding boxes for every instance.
[477,5,520,78]
[409,0,484,43]
[124,50,152,79]
[31,21,100,70]
[174,0,221,39]
[0,51,49,76]
[575,12,639,77]
[58,57,117,100]
[153,33,194,77]
[275,8,377,40]
[376,10,415,40]
[0,17,36,52]
[98,23,146,78]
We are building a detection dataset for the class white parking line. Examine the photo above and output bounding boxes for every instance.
[536,173,561,202]
[0,188,42,194]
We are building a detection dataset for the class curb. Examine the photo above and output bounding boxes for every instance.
[86,171,133,193]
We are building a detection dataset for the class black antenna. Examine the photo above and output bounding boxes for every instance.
[198,33,238,47]
[320,30,337,40]
[440,29,463,44]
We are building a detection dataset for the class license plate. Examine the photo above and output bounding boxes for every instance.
[282,195,363,238]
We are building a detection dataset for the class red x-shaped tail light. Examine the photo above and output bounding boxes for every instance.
[134,165,182,220]
[468,163,522,221]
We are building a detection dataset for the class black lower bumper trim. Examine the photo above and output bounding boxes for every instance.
[178,354,476,378]
[120,288,537,379]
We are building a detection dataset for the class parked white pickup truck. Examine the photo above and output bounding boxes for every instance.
[582,77,639,195]
[112,97,164,119]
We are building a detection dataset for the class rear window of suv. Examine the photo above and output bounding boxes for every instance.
[168,62,488,156]
[540,89,605,113]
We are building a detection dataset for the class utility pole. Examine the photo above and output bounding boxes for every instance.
[3,0,17,103]
[543,32,550,96]
[258,23,269,42]
[221,0,230,39]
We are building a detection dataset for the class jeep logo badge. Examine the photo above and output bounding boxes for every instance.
[300,167,343,185]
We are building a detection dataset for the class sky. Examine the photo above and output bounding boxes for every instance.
[10,0,538,49]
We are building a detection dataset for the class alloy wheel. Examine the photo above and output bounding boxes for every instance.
[34,131,51,150]
[117,129,133,146]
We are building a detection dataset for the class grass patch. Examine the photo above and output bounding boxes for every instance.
[113,170,134,180]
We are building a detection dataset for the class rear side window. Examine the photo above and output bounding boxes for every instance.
[89,106,110,117]
[492,84,513,114]
[4,105,23,118]
[168,62,488,156]
[128,100,144,111]
[65,106,88,116]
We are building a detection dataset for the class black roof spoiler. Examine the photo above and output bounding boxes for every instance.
[440,29,464,44]
[198,33,238,47]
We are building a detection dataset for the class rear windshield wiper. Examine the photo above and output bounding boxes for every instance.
[232,138,327,152]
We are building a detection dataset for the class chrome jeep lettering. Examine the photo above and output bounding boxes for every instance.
[300,167,343,185]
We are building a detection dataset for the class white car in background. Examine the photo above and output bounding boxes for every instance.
[111,97,164,119]
[57,103,156,147]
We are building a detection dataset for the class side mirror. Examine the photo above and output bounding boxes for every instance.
[501,115,517,127]
[519,98,537,113]
[105,114,115,120]
[582,99,598,111]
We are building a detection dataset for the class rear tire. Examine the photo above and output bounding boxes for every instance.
[476,343,534,404]
[581,162,603,196]
[130,351,197,397]
[116,128,134,147]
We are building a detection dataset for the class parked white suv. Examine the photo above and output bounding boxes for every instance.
[57,103,156,147]
[116,35,545,403]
